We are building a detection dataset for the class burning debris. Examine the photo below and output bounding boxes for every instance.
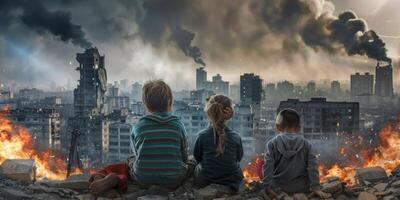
[320,119,400,186]
[0,106,81,180]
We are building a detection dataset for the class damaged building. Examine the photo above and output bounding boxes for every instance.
[71,47,108,167]
[8,107,61,149]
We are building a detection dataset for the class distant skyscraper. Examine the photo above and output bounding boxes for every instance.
[276,81,294,99]
[375,61,393,97]
[196,67,207,90]
[265,83,276,96]
[229,84,240,103]
[350,72,373,97]
[306,81,316,97]
[195,68,229,96]
[330,81,341,98]
[131,82,142,102]
[204,74,229,96]
[240,73,263,105]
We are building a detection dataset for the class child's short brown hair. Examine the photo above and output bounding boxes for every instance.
[276,108,301,129]
[142,80,173,112]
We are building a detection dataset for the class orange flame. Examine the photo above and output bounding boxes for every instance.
[0,106,81,180]
[243,155,264,187]
[320,120,400,185]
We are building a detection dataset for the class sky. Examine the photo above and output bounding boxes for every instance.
[0,0,399,91]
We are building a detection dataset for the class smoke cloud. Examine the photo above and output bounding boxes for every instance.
[133,0,390,67]
[0,0,397,90]
[135,0,206,66]
[252,0,391,62]
[0,0,91,48]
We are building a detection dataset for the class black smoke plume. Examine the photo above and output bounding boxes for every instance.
[255,0,391,62]
[135,0,206,66]
[303,10,391,62]
[0,0,91,48]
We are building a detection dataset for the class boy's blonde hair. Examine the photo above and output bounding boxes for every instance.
[205,95,234,155]
[142,80,173,112]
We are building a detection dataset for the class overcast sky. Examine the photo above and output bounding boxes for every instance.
[0,0,399,91]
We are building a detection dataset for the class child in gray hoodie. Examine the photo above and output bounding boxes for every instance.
[263,109,331,199]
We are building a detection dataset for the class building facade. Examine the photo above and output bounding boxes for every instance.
[72,48,108,167]
[375,61,394,97]
[278,98,359,157]
[196,67,207,90]
[196,67,229,96]
[240,73,263,105]
[9,107,61,149]
[104,121,133,163]
[131,82,142,102]
[350,72,374,97]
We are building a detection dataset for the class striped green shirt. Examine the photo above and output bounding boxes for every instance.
[131,112,188,185]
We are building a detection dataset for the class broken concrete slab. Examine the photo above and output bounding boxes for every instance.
[42,173,90,190]
[0,159,36,183]
[322,180,343,193]
[326,176,340,182]
[373,183,388,192]
[194,185,219,200]
[391,180,400,188]
[137,195,168,200]
[358,192,377,200]
[194,183,234,200]
[356,167,388,185]
[0,188,32,200]
[292,193,308,200]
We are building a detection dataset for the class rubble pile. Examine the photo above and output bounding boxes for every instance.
[1,161,400,200]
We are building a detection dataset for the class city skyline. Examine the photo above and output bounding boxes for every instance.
[0,0,400,91]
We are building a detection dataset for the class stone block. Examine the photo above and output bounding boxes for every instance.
[358,192,377,200]
[356,167,387,185]
[0,159,36,183]
[322,180,343,193]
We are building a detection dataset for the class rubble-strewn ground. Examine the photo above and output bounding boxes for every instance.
[1,165,400,200]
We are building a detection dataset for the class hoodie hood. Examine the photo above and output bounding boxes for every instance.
[142,112,179,124]
[276,133,305,159]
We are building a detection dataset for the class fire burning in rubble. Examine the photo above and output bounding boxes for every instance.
[243,120,400,186]
[242,155,264,187]
[0,106,81,180]
[320,120,400,185]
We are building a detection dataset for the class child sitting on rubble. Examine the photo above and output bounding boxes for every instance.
[193,95,244,192]
[89,80,194,197]
[262,109,331,199]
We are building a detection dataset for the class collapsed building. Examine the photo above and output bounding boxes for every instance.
[69,48,108,168]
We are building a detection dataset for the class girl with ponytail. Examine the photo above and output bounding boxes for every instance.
[193,95,244,192]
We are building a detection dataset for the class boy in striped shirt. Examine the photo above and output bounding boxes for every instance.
[130,80,191,187]
[89,80,192,197]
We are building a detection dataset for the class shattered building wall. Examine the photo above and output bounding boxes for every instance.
[375,61,394,97]
[72,48,108,167]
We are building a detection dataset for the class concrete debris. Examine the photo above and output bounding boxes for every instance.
[356,167,388,185]
[0,165,400,200]
[0,188,32,200]
[373,182,388,192]
[137,195,168,200]
[322,180,344,193]
[0,159,36,183]
[358,191,377,200]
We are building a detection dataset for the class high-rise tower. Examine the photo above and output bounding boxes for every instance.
[375,61,393,97]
